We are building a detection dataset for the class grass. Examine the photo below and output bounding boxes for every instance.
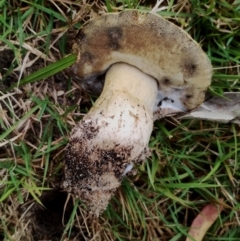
[0,0,240,240]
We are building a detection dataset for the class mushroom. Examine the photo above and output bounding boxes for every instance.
[64,10,212,216]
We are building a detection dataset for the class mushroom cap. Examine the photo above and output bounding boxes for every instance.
[70,10,212,110]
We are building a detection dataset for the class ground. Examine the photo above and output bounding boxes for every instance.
[0,1,240,241]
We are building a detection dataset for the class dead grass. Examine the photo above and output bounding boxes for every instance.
[0,0,240,240]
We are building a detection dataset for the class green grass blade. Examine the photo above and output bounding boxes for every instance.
[8,54,77,90]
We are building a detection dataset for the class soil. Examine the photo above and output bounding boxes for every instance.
[27,190,82,241]
[0,49,16,88]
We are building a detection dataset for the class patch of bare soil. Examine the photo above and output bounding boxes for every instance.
[20,190,82,241]
[0,49,16,88]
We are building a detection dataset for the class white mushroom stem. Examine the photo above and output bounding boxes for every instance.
[85,62,158,160]
[64,63,158,215]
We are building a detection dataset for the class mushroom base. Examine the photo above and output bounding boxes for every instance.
[64,117,149,216]
[64,63,158,216]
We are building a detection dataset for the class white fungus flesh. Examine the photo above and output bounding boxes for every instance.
[64,63,158,216]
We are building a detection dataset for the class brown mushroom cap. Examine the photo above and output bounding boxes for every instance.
[70,10,212,110]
